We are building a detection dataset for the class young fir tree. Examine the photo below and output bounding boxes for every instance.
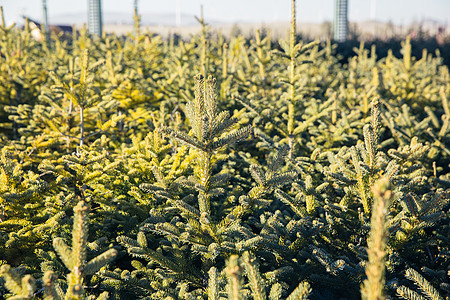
[206,251,311,300]
[103,74,302,298]
[0,201,117,299]
[0,147,49,266]
[0,10,48,141]
[361,178,393,300]
[41,49,120,148]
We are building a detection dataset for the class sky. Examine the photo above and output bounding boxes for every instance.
[1,0,449,26]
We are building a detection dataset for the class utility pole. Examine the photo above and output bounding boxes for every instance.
[134,0,140,38]
[334,0,348,42]
[88,0,103,36]
[42,0,49,40]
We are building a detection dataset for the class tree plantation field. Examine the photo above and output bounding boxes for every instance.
[0,3,449,300]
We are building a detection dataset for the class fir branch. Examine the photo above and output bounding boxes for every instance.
[127,245,182,275]
[418,189,449,217]
[286,281,311,300]
[210,173,231,187]
[71,201,89,270]
[274,189,306,218]
[326,171,357,185]
[254,128,276,148]
[79,49,89,92]
[159,126,205,151]
[52,238,73,271]
[211,111,238,137]
[136,231,147,248]
[198,192,210,215]
[236,236,264,251]
[48,72,79,106]
[139,183,166,193]
[173,197,201,218]
[363,124,376,168]
[268,145,289,174]
[397,286,427,300]
[0,265,35,298]
[226,255,242,300]
[266,172,297,188]
[205,76,217,121]
[212,125,252,150]
[151,165,167,189]
[43,271,62,300]
[440,86,449,116]
[402,193,420,217]
[250,165,266,186]
[269,283,283,300]
[208,267,219,300]
[311,246,336,275]
[264,267,293,285]
[153,222,181,238]
[116,236,141,249]
[234,96,261,116]
[83,248,117,276]
[403,268,442,300]
[242,251,267,300]
[208,187,225,197]
[371,98,382,141]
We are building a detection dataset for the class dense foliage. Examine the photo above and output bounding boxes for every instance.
[0,3,449,300]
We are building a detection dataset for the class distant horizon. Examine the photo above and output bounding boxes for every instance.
[2,0,449,27]
[16,10,450,28]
